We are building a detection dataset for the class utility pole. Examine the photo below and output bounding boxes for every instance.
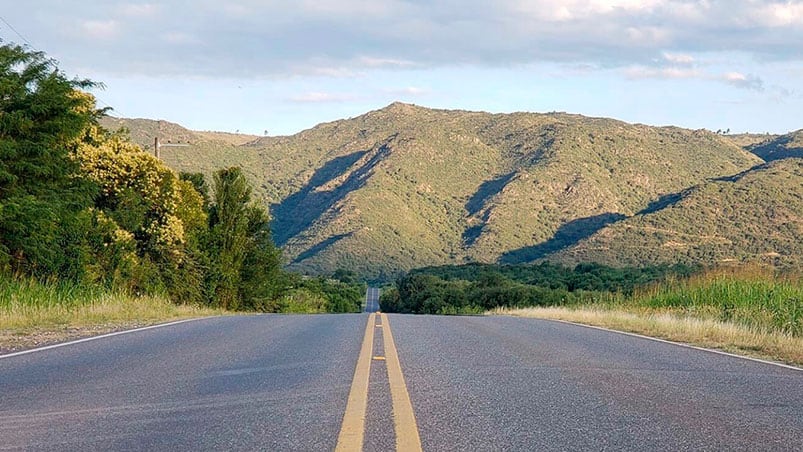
[153,137,189,159]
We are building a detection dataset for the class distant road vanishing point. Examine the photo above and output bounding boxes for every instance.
[1,314,801,451]
[364,287,381,313]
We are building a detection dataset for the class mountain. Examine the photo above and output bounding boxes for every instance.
[722,133,780,148]
[746,129,803,161]
[546,158,803,268]
[99,117,259,147]
[101,103,775,280]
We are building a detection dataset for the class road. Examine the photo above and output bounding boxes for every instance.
[1,314,801,451]
[363,287,381,313]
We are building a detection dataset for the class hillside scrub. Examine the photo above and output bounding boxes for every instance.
[124,99,765,280]
[549,158,803,269]
[103,86,802,281]
[0,43,363,315]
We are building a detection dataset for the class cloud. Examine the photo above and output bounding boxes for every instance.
[625,64,767,92]
[625,66,701,80]
[81,20,119,39]
[755,2,803,26]
[119,3,159,17]
[161,32,200,45]
[514,0,664,22]
[662,52,694,65]
[357,57,417,68]
[11,1,803,79]
[722,72,764,91]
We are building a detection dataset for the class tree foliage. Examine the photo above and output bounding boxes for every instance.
[0,43,363,312]
[206,167,285,309]
[0,44,99,278]
[381,262,695,314]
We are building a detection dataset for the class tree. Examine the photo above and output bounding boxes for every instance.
[73,127,208,299]
[238,202,284,310]
[0,43,101,278]
[207,168,251,308]
[207,167,283,310]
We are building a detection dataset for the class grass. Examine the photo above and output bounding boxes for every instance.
[629,267,803,336]
[494,267,803,367]
[0,276,224,351]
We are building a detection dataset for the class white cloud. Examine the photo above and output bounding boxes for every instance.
[357,57,416,68]
[722,72,764,91]
[625,66,701,80]
[218,3,253,18]
[304,65,363,78]
[161,32,200,45]
[514,0,664,21]
[298,0,408,18]
[625,26,671,45]
[662,52,694,65]
[625,65,766,92]
[755,2,803,26]
[12,0,803,79]
[120,3,159,17]
[81,20,119,39]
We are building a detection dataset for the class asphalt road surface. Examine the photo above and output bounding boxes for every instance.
[1,314,801,451]
[363,287,381,313]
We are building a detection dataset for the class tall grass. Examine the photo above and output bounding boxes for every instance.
[623,267,802,337]
[0,276,222,331]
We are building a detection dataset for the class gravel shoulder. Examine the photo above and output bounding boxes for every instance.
[0,321,176,355]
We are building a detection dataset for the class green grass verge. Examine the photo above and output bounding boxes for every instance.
[619,267,802,337]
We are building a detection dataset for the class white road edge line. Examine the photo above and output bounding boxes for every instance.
[538,317,802,372]
[0,318,208,360]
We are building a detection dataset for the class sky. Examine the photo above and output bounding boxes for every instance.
[1,1,802,136]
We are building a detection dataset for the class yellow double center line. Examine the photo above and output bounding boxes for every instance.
[336,313,422,452]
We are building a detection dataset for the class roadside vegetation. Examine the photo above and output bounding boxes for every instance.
[382,264,803,365]
[0,42,364,350]
[0,275,221,331]
[379,262,696,314]
[0,275,224,353]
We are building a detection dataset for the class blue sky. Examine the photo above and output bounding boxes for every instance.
[2,1,802,136]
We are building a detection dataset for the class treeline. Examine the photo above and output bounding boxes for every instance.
[380,262,696,314]
[0,43,362,313]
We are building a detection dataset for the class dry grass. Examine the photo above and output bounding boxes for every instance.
[1,292,222,331]
[495,306,803,367]
[0,278,225,353]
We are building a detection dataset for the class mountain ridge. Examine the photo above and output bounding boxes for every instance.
[100,103,801,280]
[546,158,803,268]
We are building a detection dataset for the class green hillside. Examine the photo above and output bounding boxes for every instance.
[747,129,803,161]
[724,133,780,148]
[102,104,771,280]
[548,158,803,268]
[99,117,259,147]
